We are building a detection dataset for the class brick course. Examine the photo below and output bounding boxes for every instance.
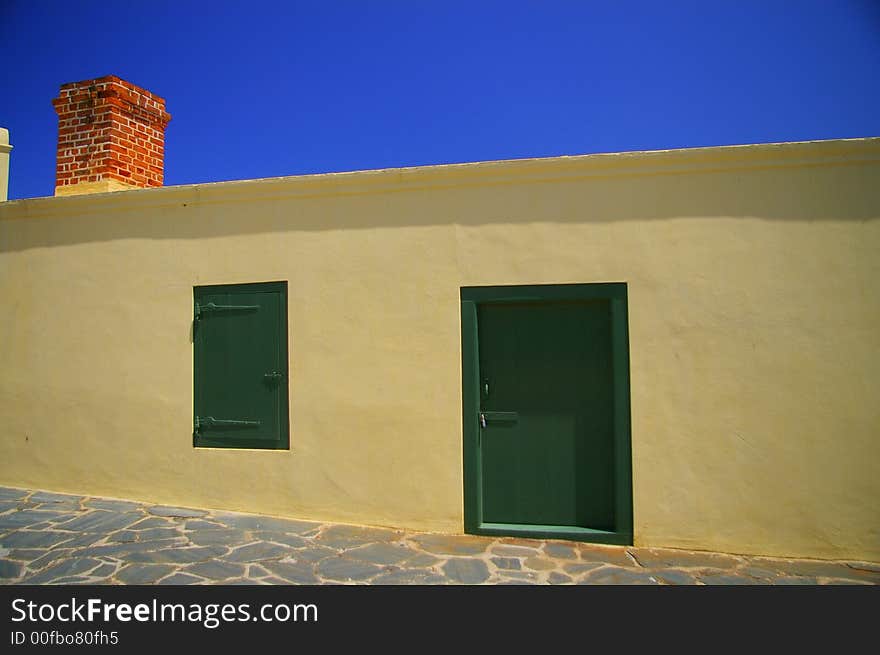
[52,75,171,192]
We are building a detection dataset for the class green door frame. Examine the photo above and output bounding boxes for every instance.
[461,283,633,545]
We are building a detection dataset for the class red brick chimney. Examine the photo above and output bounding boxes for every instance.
[52,75,171,196]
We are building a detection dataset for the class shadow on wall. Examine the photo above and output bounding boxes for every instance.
[1,155,878,253]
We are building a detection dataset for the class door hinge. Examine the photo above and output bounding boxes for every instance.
[194,302,260,321]
[194,416,262,436]
[481,411,519,423]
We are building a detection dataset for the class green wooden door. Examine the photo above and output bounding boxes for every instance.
[462,284,632,544]
[193,281,289,450]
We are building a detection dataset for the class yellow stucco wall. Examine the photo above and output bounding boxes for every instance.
[1,138,878,560]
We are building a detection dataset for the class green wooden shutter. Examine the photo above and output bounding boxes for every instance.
[193,281,289,450]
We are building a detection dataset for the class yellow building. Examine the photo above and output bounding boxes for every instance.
[1,77,878,562]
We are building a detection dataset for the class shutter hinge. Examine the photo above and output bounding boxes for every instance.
[194,302,260,322]
[194,416,262,437]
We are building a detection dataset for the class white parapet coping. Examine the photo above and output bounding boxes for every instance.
[0,127,11,202]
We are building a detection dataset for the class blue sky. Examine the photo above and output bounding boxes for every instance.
[2,1,878,199]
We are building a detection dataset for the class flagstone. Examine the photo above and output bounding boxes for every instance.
[344,542,416,565]
[289,545,337,564]
[130,517,176,530]
[56,533,106,549]
[495,537,545,548]
[0,488,28,501]
[548,571,573,584]
[0,560,23,579]
[317,556,383,582]
[75,538,186,559]
[737,566,782,582]
[497,570,540,581]
[577,544,636,567]
[562,561,606,576]
[7,548,46,561]
[411,534,491,556]
[491,545,540,557]
[372,569,448,585]
[262,560,320,584]
[30,491,83,504]
[698,572,761,585]
[524,557,557,571]
[224,542,291,562]
[43,576,93,585]
[186,529,250,547]
[133,527,183,541]
[247,564,270,578]
[820,577,871,585]
[27,549,75,572]
[148,506,208,518]
[156,572,204,585]
[91,563,117,578]
[183,560,247,580]
[404,552,442,568]
[543,543,578,559]
[652,569,700,585]
[184,519,226,530]
[0,510,76,530]
[751,557,879,582]
[0,486,875,588]
[108,530,139,543]
[1,530,77,548]
[84,498,141,512]
[490,557,521,570]
[213,513,322,535]
[33,501,82,511]
[55,510,141,533]
[442,559,490,584]
[253,531,308,548]
[124,545,228,564]
[632,547,744,570]
[224,578,262,585]
[116,564,177,584]
[316,524,403,549]
[848,561,880,574]
[24,558,103,584]
[581,567,660,585]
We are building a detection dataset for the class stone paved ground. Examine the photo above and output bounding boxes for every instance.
[0,487,877,585]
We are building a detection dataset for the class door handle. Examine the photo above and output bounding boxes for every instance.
[263,372,284,380]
